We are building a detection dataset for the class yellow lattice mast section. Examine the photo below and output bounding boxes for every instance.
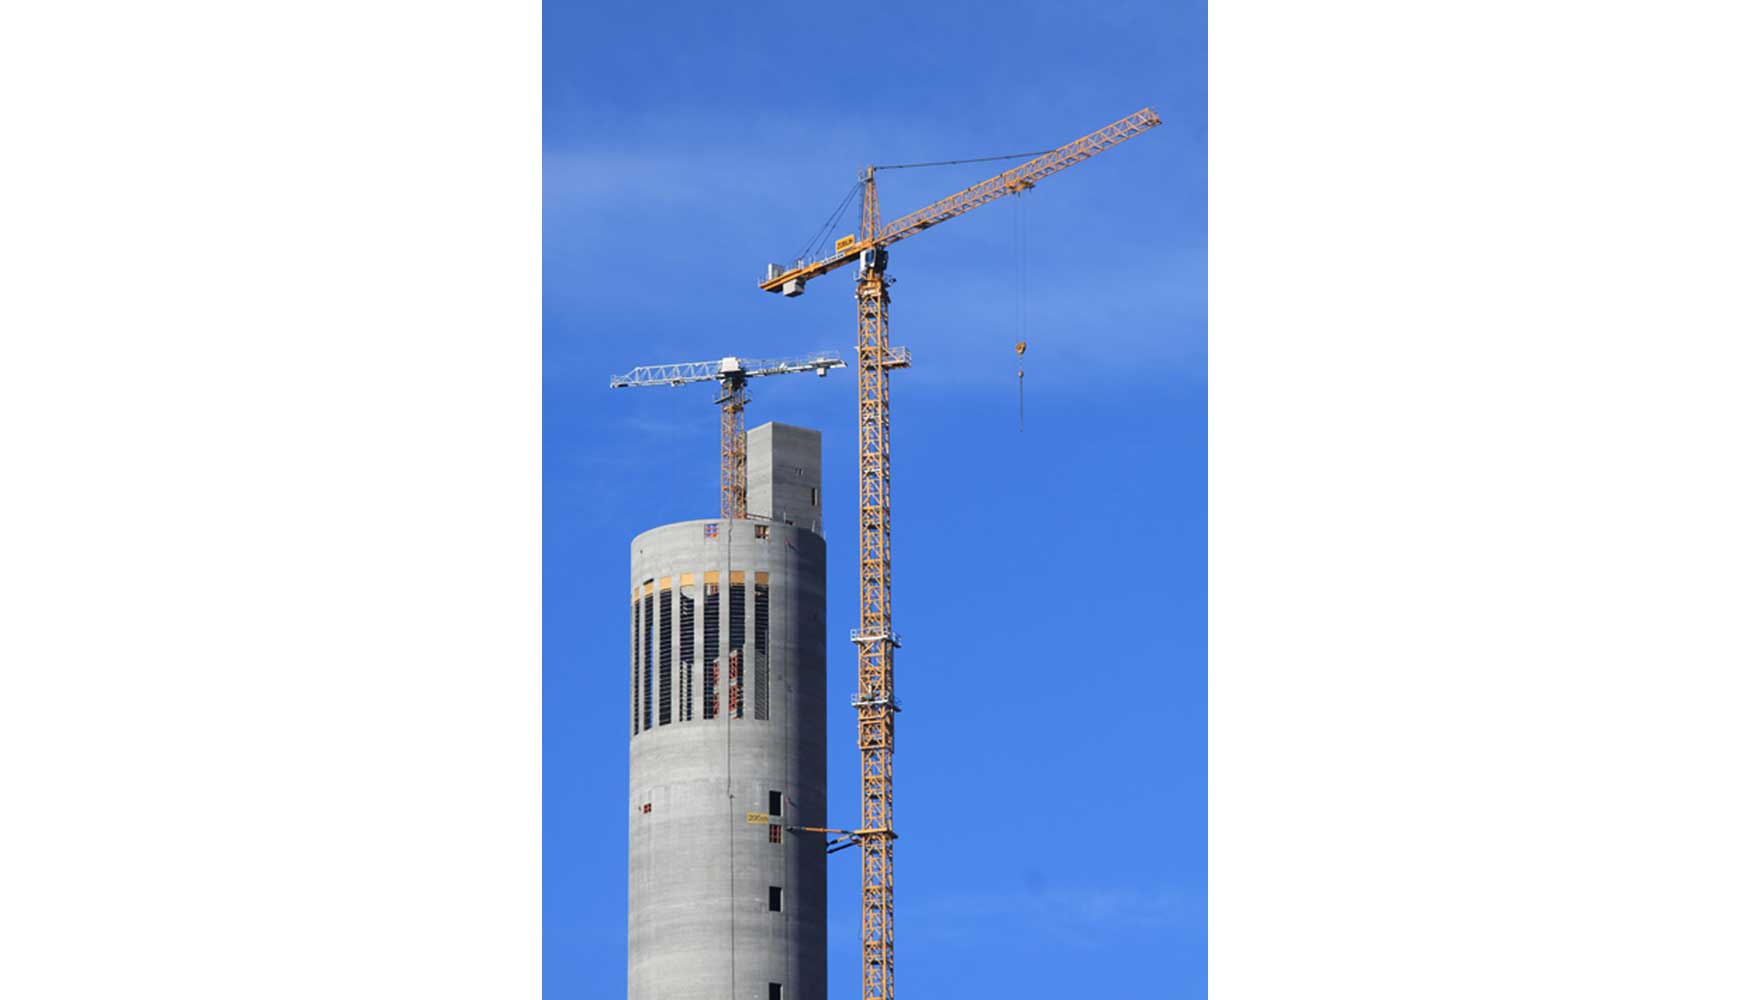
[761,108,1161,1000]
[718,377,749,518]
[852,164,904,1000]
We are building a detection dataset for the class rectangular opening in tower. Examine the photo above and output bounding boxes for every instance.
[754,655,769,721]
[754,580,769,655]
[703,580,720,719]
[641,591,654,732]
[658,587,672,726]
[754,579,770,720]
[630,596,639,736]
[679,589,694,722]
[729,580,746,719]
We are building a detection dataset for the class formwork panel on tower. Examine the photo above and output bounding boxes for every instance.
[627,517,827,1000]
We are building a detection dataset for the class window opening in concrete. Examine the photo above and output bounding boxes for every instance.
[768,790,782,816]
[706,662,719,718]
[704,522,718,539]
[754,581,770,720]
[641,592,654,732]
[768,886,782,912]
[658,587,672,726]
[679,590,695,722]
[755,523,769,539]
[630,598,639,736]
[702,582,719,719]
[809,487,818,506]
[768,823,782,844]
[754,582,769,654]
[769,983,782,1000]
[729,581,746,649]
[754,654,769,721]
[680,657,691,722]
[729,582,746,719]
[728,651,743,717]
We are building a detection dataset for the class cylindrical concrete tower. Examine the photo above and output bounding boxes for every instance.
[628,425,827,1000]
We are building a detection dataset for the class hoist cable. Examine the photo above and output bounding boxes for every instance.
[791,178,862,264]
[871,148,1054,172]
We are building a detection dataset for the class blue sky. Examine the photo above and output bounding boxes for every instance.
[545,2,1206,996]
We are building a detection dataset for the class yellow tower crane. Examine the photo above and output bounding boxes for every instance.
[757,107,1161,1000]
[609,352,845,517]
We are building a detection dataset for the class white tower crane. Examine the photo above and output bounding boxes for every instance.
[610,352,846,518]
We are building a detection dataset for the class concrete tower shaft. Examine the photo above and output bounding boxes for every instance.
[627,507,827,996]
[746,422,823,535]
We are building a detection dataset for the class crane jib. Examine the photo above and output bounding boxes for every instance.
[757,107,1160,295]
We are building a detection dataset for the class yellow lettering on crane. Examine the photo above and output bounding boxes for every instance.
[835,234,857,254]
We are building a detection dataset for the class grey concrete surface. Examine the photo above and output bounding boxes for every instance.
[746,423,822,536]
[628,516,827,1000]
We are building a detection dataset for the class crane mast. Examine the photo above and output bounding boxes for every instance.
[853,165,904,1000]
[760,109,1161,1000]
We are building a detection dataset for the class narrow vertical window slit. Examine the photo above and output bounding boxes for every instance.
[631,597,639,736]
[658,587,673,726]
[680,589,695,722]
[729,581,746,718]
[642,592,654,732]
[754,580,770,721]
[703,581,720,719]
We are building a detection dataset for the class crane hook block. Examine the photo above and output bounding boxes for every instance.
[1015,341,1027,357]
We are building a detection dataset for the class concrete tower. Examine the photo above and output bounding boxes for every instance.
[628,422,827,1000]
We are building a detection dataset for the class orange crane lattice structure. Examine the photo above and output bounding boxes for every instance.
[759,108,1161,1000]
